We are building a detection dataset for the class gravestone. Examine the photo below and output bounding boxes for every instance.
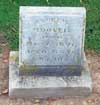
[9,7,92,98]
[19,7,86,76]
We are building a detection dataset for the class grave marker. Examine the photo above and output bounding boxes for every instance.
[19,7,86,76]
[9,7,92,98]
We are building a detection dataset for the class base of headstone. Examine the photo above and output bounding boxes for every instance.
[9,51,92,98]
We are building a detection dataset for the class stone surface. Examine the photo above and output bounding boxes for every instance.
[9,51,92,98]
[19,7,86,76]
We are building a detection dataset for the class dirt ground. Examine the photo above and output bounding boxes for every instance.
[0,44,100,105]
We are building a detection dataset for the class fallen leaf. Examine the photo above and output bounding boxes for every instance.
[3,59,8,63]
[2,89,8,95]
[34,99,40,103]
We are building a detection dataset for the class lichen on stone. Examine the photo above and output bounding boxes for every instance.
[9,55,19,62]
[20,64,39,71]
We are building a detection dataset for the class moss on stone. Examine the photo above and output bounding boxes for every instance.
[20,65,38,71]
[9,54,19,62]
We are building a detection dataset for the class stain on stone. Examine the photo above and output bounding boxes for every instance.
[9,55,19,62]
[20,64,38,71]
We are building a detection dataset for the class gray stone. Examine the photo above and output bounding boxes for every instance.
[19,7,86,76]
[9,51,92,98]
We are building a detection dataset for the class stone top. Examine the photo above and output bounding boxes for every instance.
[20,6,86,16]
[19,7,86,73]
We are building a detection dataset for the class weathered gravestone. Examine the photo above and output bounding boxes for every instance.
[19,7,86,76]
[9,7,92,98]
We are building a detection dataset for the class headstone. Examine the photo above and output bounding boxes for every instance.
[9,6,92,98]
[19,7,86,76]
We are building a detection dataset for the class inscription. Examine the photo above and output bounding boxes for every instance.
[20,15,83,66]
[33,27,67,33]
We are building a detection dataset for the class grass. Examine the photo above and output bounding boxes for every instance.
[0,0,100,52]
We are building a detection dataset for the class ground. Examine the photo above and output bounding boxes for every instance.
[0,42,100,105]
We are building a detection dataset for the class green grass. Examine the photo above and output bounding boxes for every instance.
[0,0,100,52]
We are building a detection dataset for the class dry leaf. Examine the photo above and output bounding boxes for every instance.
[33,99,40,105]
[2,89,8,94]
[3,59,8,63]
[35,99,40,103]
